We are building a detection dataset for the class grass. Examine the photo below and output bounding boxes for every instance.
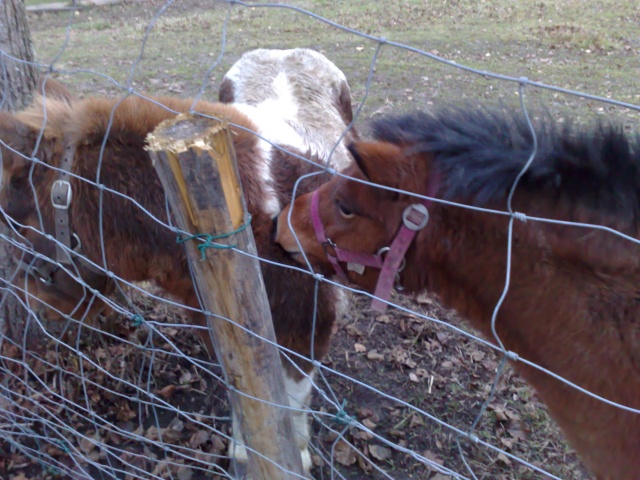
[27,0,640,126]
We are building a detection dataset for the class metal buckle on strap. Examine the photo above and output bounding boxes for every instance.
[402,203,429,231]
[51,180,72,210]
[377,246,406,272]
[322,238,338,257]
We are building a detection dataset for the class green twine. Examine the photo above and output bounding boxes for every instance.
[44,465,63,476]
[177,214,252,260]
[130,314,145,327]
[334,399,354,426]
[38,439,69,476]
[51,438,70,454]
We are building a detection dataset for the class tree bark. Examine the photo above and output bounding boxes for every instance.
[0,0,37,111]
[0,0,37,343]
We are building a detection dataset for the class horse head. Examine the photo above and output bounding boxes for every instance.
[0,80,113,321]
[276,138,435,302]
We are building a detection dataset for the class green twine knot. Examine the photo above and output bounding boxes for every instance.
[51,438,70,453]
[44,465,63,476]
[130,314,145,327]
[334,399,354,426]
[177,214,252,260]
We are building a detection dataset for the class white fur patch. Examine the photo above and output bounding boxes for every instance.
[228,371,314,473]
[232,102,310,219]
[284,371,314,471]
[223,48,357,179]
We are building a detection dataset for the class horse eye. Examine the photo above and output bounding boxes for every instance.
[336,200,355,219]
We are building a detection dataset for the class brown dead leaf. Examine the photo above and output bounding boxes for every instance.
[362,418,377,430]
[493,407,509,422]
[366,350,385,361]
[483,358,499,371]
[115,402,137,422]
[376,314,390,324]
[497,452,512,465]
[357,451,373,472]
[145,426,164,441]
[354,343,366,353]
[210,434,226,454]
[312,453,324,467]
[79,434,98,454]
[436,332,450,344]
[423,449,445,467]
[416,292,433,305]
[508,427,527,441]
[158,384,177,399]
[369,444,392,461]
[500,437,514,450]
[470,350,486,362]
[409,414,424,428]
[357,407,376,419]
[333,440,357,466]
[179,370,193,384]
[189,430,210,449]
[353,430,374,441]
[345,324,362,337]
[409,372,420,383]
[177,466,193,480]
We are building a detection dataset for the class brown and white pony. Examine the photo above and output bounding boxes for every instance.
[276,106,640,479]
[0,48,357,475]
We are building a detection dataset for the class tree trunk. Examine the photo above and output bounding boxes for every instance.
[0,0,37,111]
[0,0,37,344]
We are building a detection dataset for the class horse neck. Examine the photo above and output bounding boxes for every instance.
[414,205,511,333]
[417,196,640,379]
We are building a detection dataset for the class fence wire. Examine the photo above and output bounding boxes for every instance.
[1,1,639,479]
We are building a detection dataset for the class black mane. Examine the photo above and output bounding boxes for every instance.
[371,106,640,221]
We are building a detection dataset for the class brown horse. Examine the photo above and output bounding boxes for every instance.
[276,105,640,479]
[0,48,357,474]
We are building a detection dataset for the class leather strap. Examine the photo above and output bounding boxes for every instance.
[51,141,75,264]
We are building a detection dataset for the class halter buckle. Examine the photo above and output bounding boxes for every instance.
[322,239,337,257]
[402,203,429,231]
[51,180,72,210]
[377,246,406,272]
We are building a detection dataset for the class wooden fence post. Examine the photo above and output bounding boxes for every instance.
[146,114,305,479]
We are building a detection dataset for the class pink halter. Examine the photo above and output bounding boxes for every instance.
[309,189,431,312]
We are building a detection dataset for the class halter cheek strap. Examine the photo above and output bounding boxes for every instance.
[370,203,429,312]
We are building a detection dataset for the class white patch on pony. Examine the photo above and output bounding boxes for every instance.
[263,71,299,120]
[223,48,357,174]
[227,371,314,473]
[232,102,310,219]
[334,288,350,321]
[284,370,314,472]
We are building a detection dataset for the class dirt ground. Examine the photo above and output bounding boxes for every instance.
[4,0,640,478]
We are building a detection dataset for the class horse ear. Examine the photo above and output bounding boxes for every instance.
[347,141,404,188]
[218,77,235,103]
[336,82,354,125]
[0,112,39,169]
[36,77,74,105]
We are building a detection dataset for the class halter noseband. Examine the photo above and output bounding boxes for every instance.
[309,189,431,312]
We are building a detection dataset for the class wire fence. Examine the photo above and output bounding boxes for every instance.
[1,0,639,479]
